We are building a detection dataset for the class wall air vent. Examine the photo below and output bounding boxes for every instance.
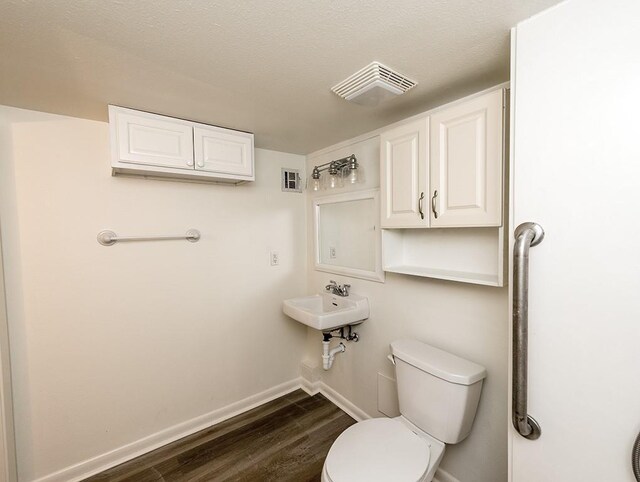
[281,168,301,193]
[331,61,417,106]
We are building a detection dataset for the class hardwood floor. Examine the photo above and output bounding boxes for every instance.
[84,390,356,482]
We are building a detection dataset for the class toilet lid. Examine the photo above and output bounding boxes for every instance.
[326,418,431,482]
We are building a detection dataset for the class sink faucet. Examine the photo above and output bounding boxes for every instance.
[325,280,351,297]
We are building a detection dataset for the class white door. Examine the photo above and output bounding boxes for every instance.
[193,125,254,179]
[430,89,503,227]
[110,106,195,170]
[379,118,429,228]
[510,1,640,481]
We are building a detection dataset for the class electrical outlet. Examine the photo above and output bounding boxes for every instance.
[270,251,279,266]
[329,246,337,259]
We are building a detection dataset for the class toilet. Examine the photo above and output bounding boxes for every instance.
[322,339,487,482]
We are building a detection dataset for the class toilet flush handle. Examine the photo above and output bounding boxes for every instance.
[387,354,395,365]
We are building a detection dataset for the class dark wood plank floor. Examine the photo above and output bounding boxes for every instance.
[84,390,355,482]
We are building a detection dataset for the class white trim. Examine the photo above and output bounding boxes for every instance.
[31,377,459,482]
[312,189,385,283]
[316,382,370,422]
[307,82,511,160]
[507,24,518,482]
[0,232,17,482]
[33,378,302,482]
[299,377,320,396]
[299,378,370,422]
[433,467,461,482]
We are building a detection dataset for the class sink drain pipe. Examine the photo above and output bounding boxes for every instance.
[322,333,345,370]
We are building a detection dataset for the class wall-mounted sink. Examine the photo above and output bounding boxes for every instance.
[282,292,369,332]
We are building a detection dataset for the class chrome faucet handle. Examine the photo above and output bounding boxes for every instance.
[342,284,351,296]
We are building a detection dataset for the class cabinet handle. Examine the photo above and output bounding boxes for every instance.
[418,192,425,219]
[186,160,194,167]
[197,162,204,168]
[431,190,439,219]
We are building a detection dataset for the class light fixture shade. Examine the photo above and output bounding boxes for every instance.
[348,168,358,184]
[311,177,321,191]
[327,173,342,189]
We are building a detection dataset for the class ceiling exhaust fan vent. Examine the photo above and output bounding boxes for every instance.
[331,61,417,106]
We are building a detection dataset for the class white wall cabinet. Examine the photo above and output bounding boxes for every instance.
[380,89,504,229]
[112,108,195,170]
[379,87,507,286]
[380,118,429,228]
[194,125,253,177]
[109,106,254,183]
[430,89,503,227]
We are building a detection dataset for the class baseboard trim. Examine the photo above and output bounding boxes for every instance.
[315,382,370,422]
[33,378,302,482]
[433,467,460,482]
[299,377,320,396]
[33,377,459,482]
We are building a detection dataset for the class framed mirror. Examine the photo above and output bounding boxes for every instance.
[313,189,384,282]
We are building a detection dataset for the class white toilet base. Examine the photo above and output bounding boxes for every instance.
[322,416,446,482]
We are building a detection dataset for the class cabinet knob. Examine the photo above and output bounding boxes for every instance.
[197,162,205,168]
[186,160,194,167]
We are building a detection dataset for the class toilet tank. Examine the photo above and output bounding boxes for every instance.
[390,339,487,444]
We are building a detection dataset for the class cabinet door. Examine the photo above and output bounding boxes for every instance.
[111,107,195,170]
[194,126,254,179]
[429,89,504,227]
[380,118,429,228]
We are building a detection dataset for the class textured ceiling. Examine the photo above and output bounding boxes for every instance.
[0,0,562,154]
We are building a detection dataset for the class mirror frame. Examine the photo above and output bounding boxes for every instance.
[313,188,384,283]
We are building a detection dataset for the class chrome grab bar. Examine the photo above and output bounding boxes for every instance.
[512,222,544,440]
[97,229,200,246]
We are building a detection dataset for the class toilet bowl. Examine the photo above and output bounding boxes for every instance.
[321,417,445,482]
[321,339,486,482]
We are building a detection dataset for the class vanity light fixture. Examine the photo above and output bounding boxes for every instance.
[310,154,361,191]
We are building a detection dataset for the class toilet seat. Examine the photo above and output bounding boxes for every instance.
[324,418,431,482]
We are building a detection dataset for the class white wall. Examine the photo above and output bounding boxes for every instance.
[0,106,309,481]
[305,136,508,482]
